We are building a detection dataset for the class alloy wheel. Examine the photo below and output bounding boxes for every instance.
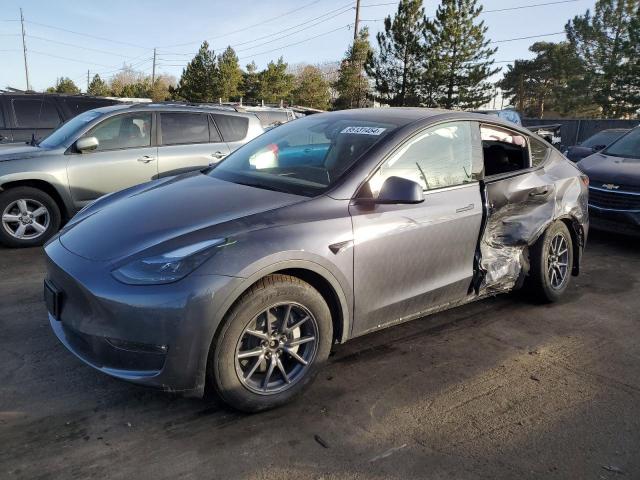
[1,199,50,240]
[235,302,319,395]
[547,233,569,289]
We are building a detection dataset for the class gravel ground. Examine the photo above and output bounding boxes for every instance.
[1,230,639,479]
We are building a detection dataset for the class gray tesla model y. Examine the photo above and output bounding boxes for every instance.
[44,108,588,412]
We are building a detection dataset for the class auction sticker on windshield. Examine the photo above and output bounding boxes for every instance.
[341,126,387,135]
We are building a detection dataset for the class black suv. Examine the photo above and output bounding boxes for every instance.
[0,93,121,145]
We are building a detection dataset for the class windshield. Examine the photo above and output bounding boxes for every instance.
[603,127,640,160]
[581,130,627,148]
[209,114,399,196]
[38,110,103,149]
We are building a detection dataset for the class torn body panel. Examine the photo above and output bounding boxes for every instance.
[476,151,589,294]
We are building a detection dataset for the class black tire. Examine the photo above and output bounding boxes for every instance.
[0,187,61,248]
[526,221,574,303]
[209,274,333,413]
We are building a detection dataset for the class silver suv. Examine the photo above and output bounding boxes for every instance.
[0,104,263,247]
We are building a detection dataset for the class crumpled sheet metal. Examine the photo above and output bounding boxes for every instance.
[478,159,587,294]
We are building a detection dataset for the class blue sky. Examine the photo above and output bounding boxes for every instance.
[0,0,595,92]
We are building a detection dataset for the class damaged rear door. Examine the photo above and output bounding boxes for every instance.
[475,123,559,294]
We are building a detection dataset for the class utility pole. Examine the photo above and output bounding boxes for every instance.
[20,8,31,91]
[152,48,157,85]
[353,0,361,40]
[87,70,90,92]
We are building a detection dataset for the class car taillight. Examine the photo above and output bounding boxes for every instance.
[580,175,589,187]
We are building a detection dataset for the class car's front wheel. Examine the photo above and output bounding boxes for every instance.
[527,221,574,302]
[0,187,61,248]
[210,274,333,412]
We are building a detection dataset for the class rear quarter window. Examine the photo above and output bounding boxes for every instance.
[529,137,550,166]
[212,114,249,142]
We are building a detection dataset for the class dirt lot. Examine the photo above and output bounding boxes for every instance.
[1,230,639,479]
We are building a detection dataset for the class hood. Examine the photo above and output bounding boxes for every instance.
[59,173,306,261]
[577,152,640,186]
[0,144,53,162]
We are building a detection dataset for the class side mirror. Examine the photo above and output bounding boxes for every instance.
[591,144,606,151]
[376,176,424,204]
[76,136,99,153]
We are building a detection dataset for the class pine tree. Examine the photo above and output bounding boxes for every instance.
[499,42,590,117]
[47,77,81,94]
[217,46,243,102]
[566,0,638,117]
[174,41,218,102]
[292,65,331,110]
[241,61,261,103]
[87,74,111,96]
[258,57,294,104]
[334,27,372,109]
[366,0,426,106]
[423,0,498,109]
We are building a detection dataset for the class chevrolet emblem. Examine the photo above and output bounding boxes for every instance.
[602,183,620,190]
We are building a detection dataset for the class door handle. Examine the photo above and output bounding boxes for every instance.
[529,187,549,197]
[137,155,156,163]
[211,151,227,160]
[456,203,474,213]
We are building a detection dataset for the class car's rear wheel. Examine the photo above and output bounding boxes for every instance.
[210,274,333,412]
[0,187,61,248]
[527,221,573,302]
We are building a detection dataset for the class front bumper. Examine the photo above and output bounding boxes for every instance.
[588,205,640,236]
[44,238,242,396]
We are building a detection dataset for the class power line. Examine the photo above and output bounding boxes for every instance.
[159,0,330,48]
[28,50,116,67]
[360,2,396,7]
[235,9,354,53]
[490,31,565,43]
[483,0,579,13]
[157,4,354,58]
[238,24,352,60]
[26,34,144,59]
[24,20,150,49]
[230,3,354,50]
[359,0,580,10]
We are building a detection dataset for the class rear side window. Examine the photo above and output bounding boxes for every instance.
[212,114,249,142]
[529,137,550,166]
[12,99,62,128]
[0,107,5,128]
[161,113,210,145]
[480,125,529,176]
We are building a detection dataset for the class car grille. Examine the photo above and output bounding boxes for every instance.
[589,186,640,211]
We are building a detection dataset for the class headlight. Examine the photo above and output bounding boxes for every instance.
[112,238,226,285]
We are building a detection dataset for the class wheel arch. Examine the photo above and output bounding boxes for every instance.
[0,178,72,220]
[211,260,351,350]
[557,215,585,276]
